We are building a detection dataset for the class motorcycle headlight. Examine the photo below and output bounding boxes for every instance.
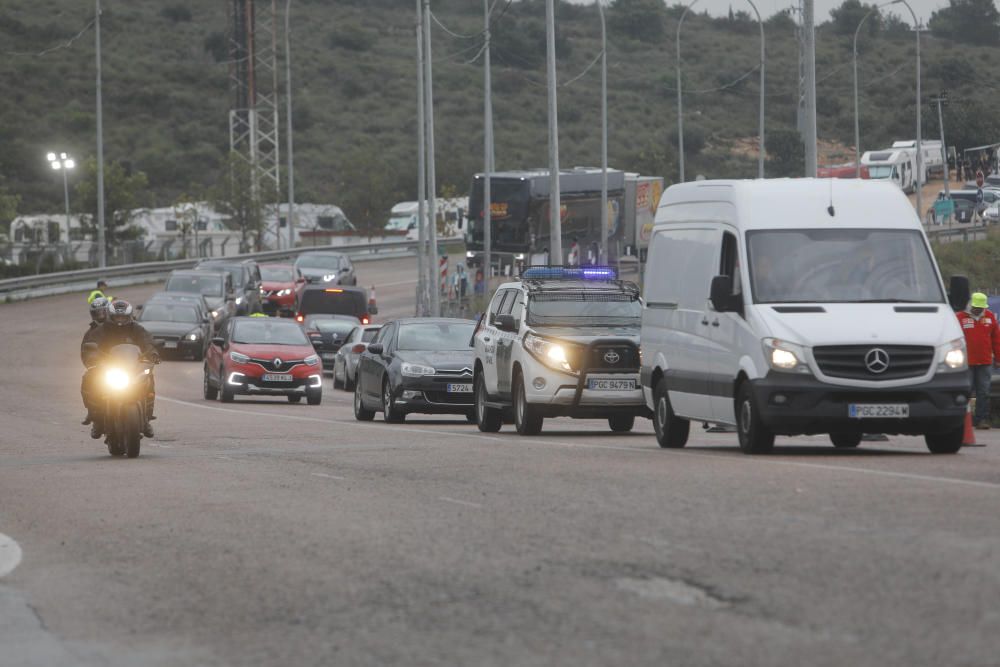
[762,338,811,374]
[211,310,219,318]
[938,337,968,373]
[524,333,575,374]
[229,350,250,364]
[305,354,320,366]
[104,367,130,391]
[401,362,436,377]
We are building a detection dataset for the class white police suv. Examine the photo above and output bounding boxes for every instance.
[472,267,650,435]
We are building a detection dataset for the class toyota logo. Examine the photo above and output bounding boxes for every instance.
[864,348,890,374]
[273,358,283,369]
[604,351,621,365]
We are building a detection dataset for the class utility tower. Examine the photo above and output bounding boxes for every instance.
[228,0,281,243]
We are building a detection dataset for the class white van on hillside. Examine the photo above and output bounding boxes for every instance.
[640,179,972,455]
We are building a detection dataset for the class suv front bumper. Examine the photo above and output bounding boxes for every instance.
[521,355,650,419]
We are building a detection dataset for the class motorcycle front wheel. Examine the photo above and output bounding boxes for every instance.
[123,403,142,459]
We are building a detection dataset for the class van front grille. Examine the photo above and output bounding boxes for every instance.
[813,345,934,380]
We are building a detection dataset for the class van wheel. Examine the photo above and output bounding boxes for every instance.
[653,378,689,448]
[830,432,861,448]
[925,424,963,454]
[609,415,635,432]
[475,373,502,433]
[736,382,774,454]
[513,374,543,436]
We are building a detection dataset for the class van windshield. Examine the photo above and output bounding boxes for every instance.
[747,229,944,304]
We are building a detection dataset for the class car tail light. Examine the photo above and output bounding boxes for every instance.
[361,314,370,325]
[351,344,366,354]
[296,314,304,323]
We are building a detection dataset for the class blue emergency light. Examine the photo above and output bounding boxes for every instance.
[522,266,618,281]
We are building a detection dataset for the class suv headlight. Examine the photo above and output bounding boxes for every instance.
[305,354,320,366]
[401,362,435,377]
[187,330,202,341]
[229,350,250,364]
[524,333,575,374]
[762,338,810,374]
[937,337,967,373]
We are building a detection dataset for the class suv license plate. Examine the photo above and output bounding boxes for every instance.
[164,341,178,349]
[849,404,909,419]
[447,383,472,393]
[322,353,337,360]
[263,373,293,382]
[588,379,636,391]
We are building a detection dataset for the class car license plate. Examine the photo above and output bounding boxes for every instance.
[447,383,472,393]
[263,373,293,382]
[849,404,909,419]
[322,353,337,360]
[164,341,178,349]
[588,378,636,391]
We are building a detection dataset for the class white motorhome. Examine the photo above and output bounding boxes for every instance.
[892,140,944,177]
[861,148,922,192]
[640,179,971,455]
[385,198,468,240]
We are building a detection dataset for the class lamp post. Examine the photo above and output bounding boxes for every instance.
[745,0,765,178]
[894,0,922,220]
[284,0,295,250]
[852,1,892,178]
[545,0,562,265]
[483,0,494,284]
[675,0,700,184]
[95,0,106,267]
[48,152,76,234]
[597,0,608,264]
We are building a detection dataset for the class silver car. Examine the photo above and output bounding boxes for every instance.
[332,324,383,390]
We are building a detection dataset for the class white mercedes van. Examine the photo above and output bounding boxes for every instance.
[639,179,972,454]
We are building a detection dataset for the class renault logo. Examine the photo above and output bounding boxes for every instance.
[604,351,621,365]
[864,348,890,374]
[273,358,283,369]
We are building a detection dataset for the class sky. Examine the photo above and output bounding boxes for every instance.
[563,0,949,23]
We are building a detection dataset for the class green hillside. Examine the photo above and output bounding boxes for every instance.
[1,0,999,227]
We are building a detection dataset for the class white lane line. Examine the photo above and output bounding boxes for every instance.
[311,472,346,480]
[215,455,236,461]
[0,533,23,579]
[156,396,1000,491]
[439,496,483,508]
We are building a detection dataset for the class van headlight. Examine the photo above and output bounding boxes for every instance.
[938,338,968,373]
[763,338,810,374]
[104,368,131,391]
[524,333,575,374]
[401,362,435,377]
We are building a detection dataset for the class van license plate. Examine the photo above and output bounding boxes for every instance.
[849,404,909,419]
[447,383,472,393]
[263,373,293,382]
[588,379,636,391]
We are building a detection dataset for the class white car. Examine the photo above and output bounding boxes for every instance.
[472,267,650,435]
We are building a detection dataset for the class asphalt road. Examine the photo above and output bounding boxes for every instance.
[1,255,998,667]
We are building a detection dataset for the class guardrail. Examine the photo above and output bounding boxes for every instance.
[0,238,425,302]
[926,224,990,243]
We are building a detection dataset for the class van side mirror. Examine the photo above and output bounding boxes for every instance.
[367,343,384,355]
[495,314,517,332]
[710,275,740,313]
[948,275,971,312]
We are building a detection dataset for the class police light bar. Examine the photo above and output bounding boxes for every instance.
[521,266,618,281]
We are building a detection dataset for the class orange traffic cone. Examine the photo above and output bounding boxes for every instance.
[368,286,377,312]
[962,403,977,446]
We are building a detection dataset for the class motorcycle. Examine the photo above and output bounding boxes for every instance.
[83,343,157,458]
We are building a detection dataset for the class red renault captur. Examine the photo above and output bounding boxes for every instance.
[259,263,305,316]
[204,316,323,405]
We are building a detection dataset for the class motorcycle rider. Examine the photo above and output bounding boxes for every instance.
[81,297,110,436]
[91,300,160,438]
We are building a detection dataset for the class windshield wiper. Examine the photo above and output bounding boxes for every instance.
[855,298,922,303]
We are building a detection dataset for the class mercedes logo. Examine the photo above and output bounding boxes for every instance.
[273,358,282,369]
[604,351,621,365]
[864,348,890,374]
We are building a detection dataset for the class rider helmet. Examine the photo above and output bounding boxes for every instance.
[108,299,134,326]
[89,296,109,323]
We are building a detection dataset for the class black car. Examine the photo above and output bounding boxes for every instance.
[195,258,263,315]
[164,270,236,329]
[142,292,214,333]
[303,314,361,371]
[296,284,373,323]
[137,302,211,360]
[294,251,357,286]
[353,318,477,423]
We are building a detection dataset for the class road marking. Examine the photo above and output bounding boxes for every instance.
[156,396,1000,491]
[214,455,237,461]
[147,442,173,449]
[439,496,482,508]
[0,534,23,579]
[311,472,346,480]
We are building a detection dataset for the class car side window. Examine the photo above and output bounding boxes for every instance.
[382,323,397,353]
[488,289,509,325]
[508,290,525,326]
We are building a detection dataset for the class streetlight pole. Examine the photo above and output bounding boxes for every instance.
[675,0,700,185]
[803,0,817,176]
[415,0,427,315]
[598,0,608,264]
[894,0,922,221]
[745,0,765,178]
[483,0,493,284]
[545,0,562,265]
[853,2,892,178]
[932,91,950,198]
[284,0,296,250]
[422,0,440,317]
[95,0,106,267]
[48,153,76,234]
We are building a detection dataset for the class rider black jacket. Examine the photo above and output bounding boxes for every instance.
[81,321,103,366]
[91,321,159,359]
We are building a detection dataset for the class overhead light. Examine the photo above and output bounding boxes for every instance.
[46,152,56,162]
[51,162,61,170]
[64,159,75,169]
